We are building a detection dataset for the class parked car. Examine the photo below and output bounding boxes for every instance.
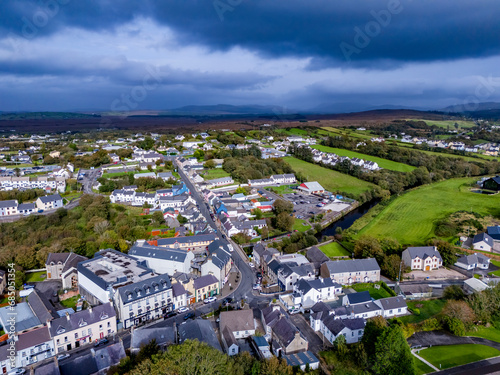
[57,354,70,361]
[94,338,109,347]
[184,312,195,320]
[8,369,26,375]
[178,306,189,313]
[204,296,217,304]
[164,311,177,319]
[249,262,255,268]
[253,283,261,290]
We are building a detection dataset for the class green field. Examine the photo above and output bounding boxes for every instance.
[412,119,476,129]
[419,344,500,370]
[293,218,311,232]
[355,178,500,245]
[319,242,351,257]
[349,282,392,300]
[283,157,376,199]
[489,260,500,277]
[312,145,416,172]
[399,299,446,324]
[203,169,231,179]
[102,171,130,179]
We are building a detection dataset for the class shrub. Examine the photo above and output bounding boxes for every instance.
[420,318,442,331]
[412,308,420,316]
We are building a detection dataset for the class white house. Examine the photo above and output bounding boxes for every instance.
[128,242,194,276]
[205,177,234,189]
[320,316,366,345]
[455,253,491,270]
[297,181,325,195]
[36,194,63,211]
[401,246,443,271]
[220,310,255,356]
[472,233,494,252]
[293,278,342,309]
[13,326,55,368]
[374,296,408,318]
[0,200,18,216]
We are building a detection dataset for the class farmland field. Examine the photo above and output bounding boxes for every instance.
[312,145,416,172]
[354,178,500,245]
[321,126,375,140]
[412,119,476,129]
[283,157,376,199]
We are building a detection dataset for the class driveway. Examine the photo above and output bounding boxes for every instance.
[404,268,467,281]
[408,330,500,350]
[290,313,326,354]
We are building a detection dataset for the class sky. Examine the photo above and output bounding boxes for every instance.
[0,0,500,112]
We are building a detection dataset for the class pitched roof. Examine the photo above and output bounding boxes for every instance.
[220,309,254,334]
[375,296,407,310]
[306,246,329,265]
[118,274,171,305]
[345,291,371,305]
[17,326,51,351]
[128,243,188,263]
[0,200,17,208]
[94,342,127,371]
[404,246,442,261]
[178,319,222,351]
[473,232,494,246]
[49,303,116,337]
[28,289,54,322]
[324,258,380,275]
[193,274,219,289]
[38,194,62,203]
[272,317,299,347]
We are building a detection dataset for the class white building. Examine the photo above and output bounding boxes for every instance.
[128,242,194,276]
[401,246,443,271]
[0,200,18,216]
[36,194,63,211]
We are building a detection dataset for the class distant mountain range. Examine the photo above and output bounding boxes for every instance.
[163,104,293,116]
[440,102,500,113]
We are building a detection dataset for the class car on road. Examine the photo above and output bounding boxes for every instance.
[164,311,177,319]
[184,312,195,320]
[57,354,70,361]
[178,306,189,313]
[249,262,255,268]
[204,296,217,304]
[253,283,261,290]
[222,297,233,306]
[94,338,108,347]
[8,369,26,375]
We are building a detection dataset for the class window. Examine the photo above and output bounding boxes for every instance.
[129,305,132,311]
[88,328,92,335]
[56,339,60,345]
[107,322,111,328]
[64,336,68,342]
[352,332,354,336]
[99,324,103,331]
[75,333,78,339]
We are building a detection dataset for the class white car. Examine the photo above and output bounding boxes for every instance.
[253,283,261,290]
[204,296,217,304]
[249,262,255,268]
[178,306,189,313]
[8,369,26,375]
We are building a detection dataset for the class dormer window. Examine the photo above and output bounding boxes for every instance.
[100,312,109,320]
[127,293,132,301]
[78,319,87,327]
[56,327,65,335]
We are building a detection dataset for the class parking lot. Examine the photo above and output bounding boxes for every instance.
[282,192,328,219]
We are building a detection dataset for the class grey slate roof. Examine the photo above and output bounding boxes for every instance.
[172,282,186,298]
[456,253,490,266]
[49,303,116,337]
[404,246,442,261]
[178,319,222,351]
[38,194,62,203]
[296,278,340,295]
[306,246,329,266]
[28,289,54,322]
[118,274,171,305]
[345,291,371,305]
[128,243,188,263]
[473,232,494,246]
[131,326,175,349]
[350,301,381,315]
[34,361,61,375]
[94,342,127,371]
[59,353,98,375]
[18,202,36,211]
[0,200,17,208]
[0,302,41,332]
[375,296,407,310]
[272,317,299,347]
[17,325,51,351]
[193,274,219,290]
[324,258,380,275]
[284,351,319,368]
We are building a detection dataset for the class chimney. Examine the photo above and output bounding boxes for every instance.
[89,305,93,313]
[65,312,70,321]
[46,319,51,328]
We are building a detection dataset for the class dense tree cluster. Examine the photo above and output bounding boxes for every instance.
[223,155,293,183]
[0,195,154,281]
[0,188,46,202]
[72,149,111,168]
[109,339,302,375]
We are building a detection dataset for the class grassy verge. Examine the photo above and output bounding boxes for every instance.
[466,325,500,343]
[418,344,500,370]
[60,295,80,310]
[319,242,351,257]
[399,299,446,324]
[267,185,297,194]
[354,177,500,245]
[414,357,435,375]
[283,157,376,200]
[25,271,46,283]
[311,145,416,172]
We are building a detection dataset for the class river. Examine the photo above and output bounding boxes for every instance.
[318,199,380,237]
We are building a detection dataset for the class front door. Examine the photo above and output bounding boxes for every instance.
[425,265,430,271]
[100,332,104,339]
[67,343,71,351]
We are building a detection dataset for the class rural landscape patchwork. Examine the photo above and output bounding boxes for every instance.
[1,1,500,375]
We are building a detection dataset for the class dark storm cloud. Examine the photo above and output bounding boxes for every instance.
[2,1,500,67]
[0,56,276,90]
